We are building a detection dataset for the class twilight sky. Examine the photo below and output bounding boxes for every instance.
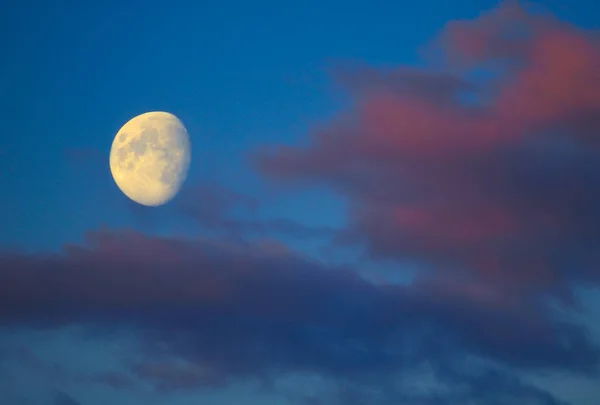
[2,1,600,404]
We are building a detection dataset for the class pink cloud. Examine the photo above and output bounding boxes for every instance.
[255,2,600,299]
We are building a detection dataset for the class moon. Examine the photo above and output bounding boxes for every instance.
[109,111,191,206]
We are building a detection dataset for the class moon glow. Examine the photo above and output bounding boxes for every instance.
[109,111,191,206]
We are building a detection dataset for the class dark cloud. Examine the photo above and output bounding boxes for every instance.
[53,391,81,405]
[174,184,336,239]
[88,371,136,390]
[130,359,224,392]
[174,183,257,229]
[0,229,596,403]
[411,368,569,405]
[334,64,475,106]
[255,2,600,302]
[120,182,336,240]
[296,368,568,405]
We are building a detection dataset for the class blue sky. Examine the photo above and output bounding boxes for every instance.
[0,0,520,251]
[2,0,599,251]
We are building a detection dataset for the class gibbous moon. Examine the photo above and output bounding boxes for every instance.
[109,111,191,206]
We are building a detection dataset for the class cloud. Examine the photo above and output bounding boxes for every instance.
[88,371,136,390]
[334,64,475,106]
[255,2,600,302]
[0,229,596,404]
[130,359,225,392]
[53,391,81,405]
[174,184,337,239]
[175,183,258,225]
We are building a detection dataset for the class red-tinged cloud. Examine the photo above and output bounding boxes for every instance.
[0,229,597,380]
[255,2,600,299]
[0,229,593,404]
